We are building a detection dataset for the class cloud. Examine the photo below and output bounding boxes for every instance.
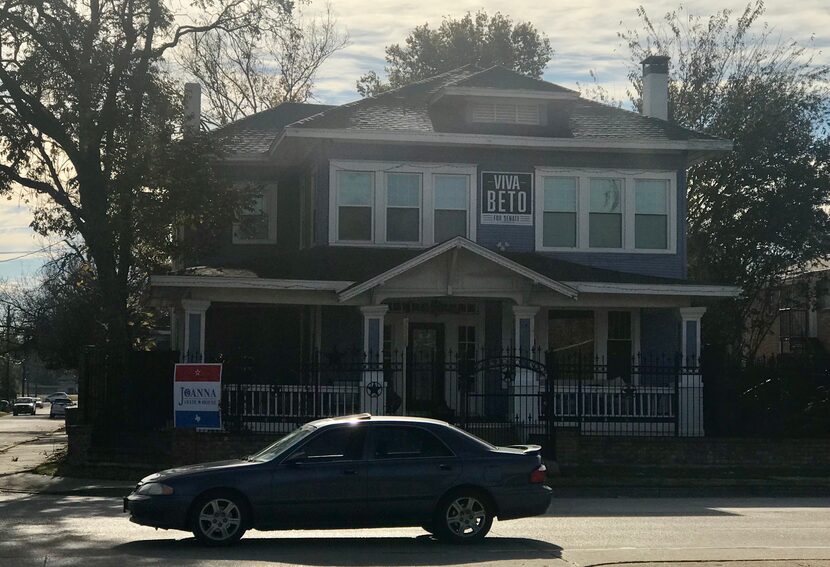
[1,0,827,282]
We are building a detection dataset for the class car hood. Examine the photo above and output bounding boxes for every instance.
[140,459,256,483]
[14,402,34,406]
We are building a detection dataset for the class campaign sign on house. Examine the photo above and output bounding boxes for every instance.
[173,363,222,429]
[481,172,533,225]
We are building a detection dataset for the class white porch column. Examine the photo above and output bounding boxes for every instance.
[182,300,211,362]
[360,305,388,415]
[679,307,706,437]
[511,306,541,431]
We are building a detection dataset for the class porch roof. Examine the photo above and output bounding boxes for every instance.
[155,239,739,299]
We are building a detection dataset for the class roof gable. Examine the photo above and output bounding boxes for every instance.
[337,237,578,301]
[444,65,577,94]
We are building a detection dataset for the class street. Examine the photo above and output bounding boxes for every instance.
[2,414,830,566]
[1,490,830,566]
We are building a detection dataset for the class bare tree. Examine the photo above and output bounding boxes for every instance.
[176,1,348,127]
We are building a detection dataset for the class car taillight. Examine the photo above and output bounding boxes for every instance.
[530,464,547,484]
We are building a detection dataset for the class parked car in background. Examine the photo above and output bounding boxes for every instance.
[49,397,76,419]
[33,397,43,408]
[13,397,37,416]
[125,414,551,546]
[45,392,69,403]
[0,399,10,412]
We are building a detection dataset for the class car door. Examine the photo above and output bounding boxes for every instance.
[268,423,368,528]
[365,425,461,525]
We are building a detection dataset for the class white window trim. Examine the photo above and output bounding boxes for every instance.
[232,183,278,245]
[329,160,478,247]
[534,168,677,254]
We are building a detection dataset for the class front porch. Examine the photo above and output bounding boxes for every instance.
[152,238,731,443]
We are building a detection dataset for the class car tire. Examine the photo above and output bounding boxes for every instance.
[13,411,18,416]
[433,489,493,544]
[191,492,248,547]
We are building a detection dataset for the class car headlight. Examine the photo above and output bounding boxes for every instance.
[136,482,174,496]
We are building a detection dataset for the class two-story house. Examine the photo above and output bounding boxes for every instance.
[152,57,738,440]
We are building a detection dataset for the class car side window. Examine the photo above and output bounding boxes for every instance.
[296,426,366,462]
[371,426,454,459]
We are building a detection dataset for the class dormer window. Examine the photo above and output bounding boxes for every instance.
[470,102,541,125]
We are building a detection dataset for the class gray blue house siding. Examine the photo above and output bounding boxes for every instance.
[312,143,688,279]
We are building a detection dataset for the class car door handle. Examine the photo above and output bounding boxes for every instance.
[438,464,452,471]
[342,468,358,475]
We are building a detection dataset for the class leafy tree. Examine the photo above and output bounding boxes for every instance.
[620,2,830,357]
[0,0,268,367]
[356,11,553,97]
[176,0,348,127]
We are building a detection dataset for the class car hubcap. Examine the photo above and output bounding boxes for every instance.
[446,496,486,537]
[198,498,241,541]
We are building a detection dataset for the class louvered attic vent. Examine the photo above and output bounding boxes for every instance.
[470,102,541,125]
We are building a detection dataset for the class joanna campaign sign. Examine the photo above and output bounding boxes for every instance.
[481,172,533,225]
[174,363,222,429]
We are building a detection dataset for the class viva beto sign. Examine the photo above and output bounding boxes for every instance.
[174,363,222,429]
[480,171,533,226]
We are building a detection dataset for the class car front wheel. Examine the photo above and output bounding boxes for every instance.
[191,493,247,546]
[434,490,493,544]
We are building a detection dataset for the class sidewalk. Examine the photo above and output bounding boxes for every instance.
[592,562,830,567]
[0,428,134,497]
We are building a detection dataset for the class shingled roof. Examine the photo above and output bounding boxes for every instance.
[172,244,694,286]
[213,102,333,155]
[285,65,723,144]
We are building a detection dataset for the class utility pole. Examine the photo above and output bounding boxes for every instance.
[3,305,11,401]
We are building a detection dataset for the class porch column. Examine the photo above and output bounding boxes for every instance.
[360,305,388,415]
[679,307,706,437]
[182,300,210,362]
[511,306,540,428]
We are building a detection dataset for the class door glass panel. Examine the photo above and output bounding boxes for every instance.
[298,426,366,461]
[607,311,632,383]
[411,328,437,403]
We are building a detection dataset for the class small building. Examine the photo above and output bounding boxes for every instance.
[152,58,738,442]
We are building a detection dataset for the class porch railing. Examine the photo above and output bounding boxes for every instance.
[212,349,702,440]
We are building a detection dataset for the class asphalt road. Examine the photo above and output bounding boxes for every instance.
[1,491,829,567]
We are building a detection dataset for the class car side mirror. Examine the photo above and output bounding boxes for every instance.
[285,451,307,466]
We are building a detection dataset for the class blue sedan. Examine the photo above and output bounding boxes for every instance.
[124,414,551,546]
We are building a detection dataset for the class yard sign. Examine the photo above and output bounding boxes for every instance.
[173,363,222,429]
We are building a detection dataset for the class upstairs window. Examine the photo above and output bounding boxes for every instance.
[337,171,374,242]
[386,173,421,243]
[635,179,669,249]
[470,102,541,125]
[330,161,476,247]
[542,177,577,248]
[233,186,277,244]
[589,178,623,249]
[536,169,675,253]
[434,175,469,242]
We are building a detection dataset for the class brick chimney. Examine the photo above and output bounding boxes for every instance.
[183,82,201,136]
[641,55,669,121]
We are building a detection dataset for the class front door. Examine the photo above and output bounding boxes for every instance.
[408,323,445,414]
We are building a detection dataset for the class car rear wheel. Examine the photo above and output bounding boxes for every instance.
[191,493,247,546]
[433,490,493,544]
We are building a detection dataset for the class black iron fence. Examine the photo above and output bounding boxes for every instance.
[207,349,704,445]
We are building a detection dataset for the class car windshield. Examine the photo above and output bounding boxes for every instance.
[54,399,71,404]
[248,425,316,462]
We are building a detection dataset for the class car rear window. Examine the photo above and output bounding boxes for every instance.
[370,426,454,459]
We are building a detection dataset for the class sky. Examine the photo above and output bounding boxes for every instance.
[1,0,828,283]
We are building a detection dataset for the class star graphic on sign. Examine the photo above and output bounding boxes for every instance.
[195,414,201,423]
[194,369,202,376]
